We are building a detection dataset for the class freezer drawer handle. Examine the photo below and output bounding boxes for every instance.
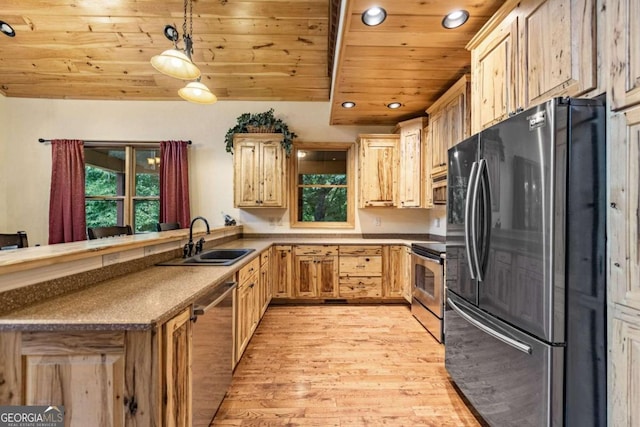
[447,297,532,355]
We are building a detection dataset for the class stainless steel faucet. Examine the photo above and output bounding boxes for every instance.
[184,216,210,258]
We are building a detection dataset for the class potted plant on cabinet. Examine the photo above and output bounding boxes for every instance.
[224,108,297,155]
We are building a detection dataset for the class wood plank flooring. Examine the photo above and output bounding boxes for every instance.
[212,304,484,426]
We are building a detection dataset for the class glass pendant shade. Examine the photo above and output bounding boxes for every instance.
[150,48,201,80]
[178,81,217,104]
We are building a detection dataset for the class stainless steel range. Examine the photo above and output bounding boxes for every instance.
[411,242,446,342]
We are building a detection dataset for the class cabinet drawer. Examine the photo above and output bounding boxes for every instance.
[339,245,382,256]
[339,256,382,276]
[339,277,382,298]
[238,257,260,285]
[260,250,270,265]
[294,245,339,256]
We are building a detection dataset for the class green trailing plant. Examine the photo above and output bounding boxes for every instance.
[224,108,297,155]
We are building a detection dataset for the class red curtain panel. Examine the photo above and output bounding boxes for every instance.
[48,139,86,244]
[160,140,191,228]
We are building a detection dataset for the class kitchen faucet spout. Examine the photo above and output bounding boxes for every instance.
[185,216,210,257]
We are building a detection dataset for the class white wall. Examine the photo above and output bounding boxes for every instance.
[0,97,446,245]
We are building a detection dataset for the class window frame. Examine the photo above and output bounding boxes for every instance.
[289,142,355,228]
[84,144,161,233]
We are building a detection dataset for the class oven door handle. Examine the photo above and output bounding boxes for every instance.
[464,161,479,279]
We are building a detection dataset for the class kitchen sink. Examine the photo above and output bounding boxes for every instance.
[158,248,255,266]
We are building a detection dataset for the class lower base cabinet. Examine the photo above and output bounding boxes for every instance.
[0,308,193,427]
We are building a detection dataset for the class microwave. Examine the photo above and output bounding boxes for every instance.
[432,174,447,204]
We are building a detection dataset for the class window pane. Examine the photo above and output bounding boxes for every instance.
[297,187,347,222]
[134,199,160,233]
[85,148,126,196]
[135,148,160,196]
[85,200,123,228]
[300,173,346,185]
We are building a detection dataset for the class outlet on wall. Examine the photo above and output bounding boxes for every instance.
[436,218,441,228]
[374,217,381,227]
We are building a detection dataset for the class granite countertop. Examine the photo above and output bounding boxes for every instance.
[0,237,440,331]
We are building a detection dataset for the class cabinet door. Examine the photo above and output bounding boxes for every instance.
[383,245,407,299]
[471,12,519,133]
[359,135,399,207]
[295,256,317,297]
[610,0,640,110]
[446,92,469,150]
[611,107,640,308]
[235,283,253,361]
[399,126,422,207]
[259,253,271,317]
[18,331,127,427]
[233,141,260,207]
[259,141,285,207]
[272,245,292,298]
[423,125,434,208]
[518,0,597,107]
[317,256,339,298]
[611,307,640,427]
[163,308,192,427]
[429,110,447,174]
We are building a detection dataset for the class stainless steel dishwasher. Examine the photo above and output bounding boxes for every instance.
[191,279,236,427]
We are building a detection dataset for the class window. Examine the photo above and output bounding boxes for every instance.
[290,142,355,228]
[85,145,160,233]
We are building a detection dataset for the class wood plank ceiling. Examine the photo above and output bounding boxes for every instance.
[0,0,503,126]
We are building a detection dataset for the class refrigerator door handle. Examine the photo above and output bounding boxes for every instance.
[447,297,533,355]
[476,158,492,282]
[469,160,483,281]
[464,161,479,279]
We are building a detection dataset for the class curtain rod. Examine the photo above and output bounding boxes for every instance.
[38,138,192,145]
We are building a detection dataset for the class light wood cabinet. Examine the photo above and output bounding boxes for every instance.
[293,245,339,298]
[610,107,640,308]
[518,0,598,107]
[259,248,272,317]
[0,318,190,426]
[469,8,518,133]
[422,123,434,208]
[394,118,427,208]
[338,246,383,298]
[358,134,399,207]
[383,245,411,301]
[272,245,293,298]
[611,305,640,427]
[609,0,640,110]
[426,75,471,181]
[235,257,260,363]
[233,134,286,208]
[468,0,600,133]
[162,307,192,427]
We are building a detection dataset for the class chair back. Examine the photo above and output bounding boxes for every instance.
[157,222,181,231]
[0,231,28,249]
[87,225,133,240]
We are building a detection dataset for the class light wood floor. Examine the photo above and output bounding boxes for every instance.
[212,304,484,426]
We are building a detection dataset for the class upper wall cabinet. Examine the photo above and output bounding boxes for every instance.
[518,0,598,107]
[469,11,519,133]
[426,75,471,178]
[394,117,427,208]
[358,134,399,208]
[468,0,599,132]
[609,0,640,110]
[233,134,286,208]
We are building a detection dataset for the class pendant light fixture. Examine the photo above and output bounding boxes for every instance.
[151,0,201,80]
[151,0,217,104]
[179,79,218,104]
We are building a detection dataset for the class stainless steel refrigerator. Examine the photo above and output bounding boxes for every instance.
[445,97,606,426]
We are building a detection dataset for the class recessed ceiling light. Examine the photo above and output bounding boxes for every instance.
[442,10,470,29]
[387,102,402,109]
[0,21,16,37]
[341,101,356,108]
[362,7,387,26]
